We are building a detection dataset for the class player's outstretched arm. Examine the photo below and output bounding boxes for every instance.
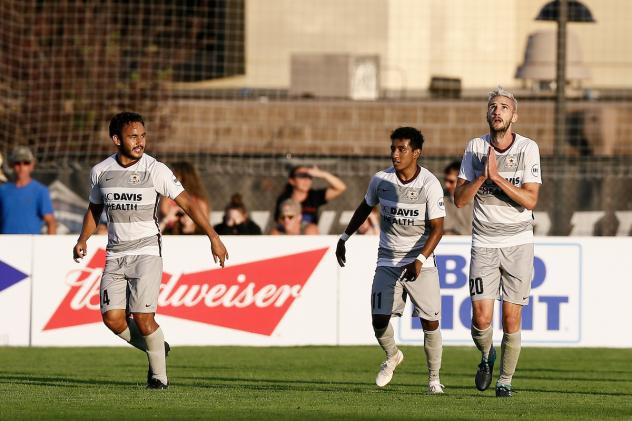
[335,199,373,267]
[73,202,103,262]
[174,191,229,267]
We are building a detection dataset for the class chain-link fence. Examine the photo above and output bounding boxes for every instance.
[1,0,631,235]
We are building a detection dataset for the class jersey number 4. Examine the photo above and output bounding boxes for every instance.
[102,289,111,306]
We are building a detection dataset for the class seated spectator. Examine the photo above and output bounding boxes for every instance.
[160,161,210,235]
[214,194,262,235]
[274,165,346,228]
[443,160,472,235]
[269,199,319,235]
[0,146,56,234]
[357,207,380,235]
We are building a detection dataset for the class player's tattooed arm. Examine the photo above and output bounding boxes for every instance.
[487,147,540,210]
[335,199,373,267]
[73,202,104,262]
[174,191,229,267]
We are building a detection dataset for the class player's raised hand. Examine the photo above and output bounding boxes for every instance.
[335,239,346,267]
[73,241,87,263]
[210,236,229,268]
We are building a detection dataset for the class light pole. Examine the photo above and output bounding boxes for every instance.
[535,0,595,235]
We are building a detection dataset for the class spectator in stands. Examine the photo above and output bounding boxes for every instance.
[0,146,56,234]
[269,199,319,235]
[357,207,380,235]
[160,162,210,235]
[214,194,262,235]
[443,160,472,235]
[274,165,346,229]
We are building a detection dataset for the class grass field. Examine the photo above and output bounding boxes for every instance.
[1,346,631,420]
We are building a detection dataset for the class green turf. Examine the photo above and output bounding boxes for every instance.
[1,346,631,420]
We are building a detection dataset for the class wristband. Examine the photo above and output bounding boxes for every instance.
[416,254,427,266]
[340,233,350,242]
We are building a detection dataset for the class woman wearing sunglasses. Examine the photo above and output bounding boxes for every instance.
[273,165,346,232]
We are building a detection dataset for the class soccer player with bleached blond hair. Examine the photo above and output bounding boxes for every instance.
[455,87,542,397]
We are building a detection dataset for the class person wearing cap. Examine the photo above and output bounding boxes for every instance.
[0,146,56,234]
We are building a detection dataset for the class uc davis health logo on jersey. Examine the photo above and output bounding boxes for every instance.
[44,247,328,336]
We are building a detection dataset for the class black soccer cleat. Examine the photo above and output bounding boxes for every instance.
[146,377,169,390]
[495,383,513,397]
[147,341,171,384]
[475,346,496,391]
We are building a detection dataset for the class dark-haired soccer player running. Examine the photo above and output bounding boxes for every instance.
[336,127,445,394]
[455,87,541,397]
[73,112,228,389]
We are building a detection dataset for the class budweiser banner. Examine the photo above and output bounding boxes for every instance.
[31,236,337,346]
[4,235,632,347]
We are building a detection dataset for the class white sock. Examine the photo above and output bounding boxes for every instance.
[126,319,148,351]
[471,324,493,361]
[144,327,168,384]
[498,331,521,385]
[374,323,399,359]
[423,328,442,382]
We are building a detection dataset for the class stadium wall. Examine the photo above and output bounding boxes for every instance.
[0,236,629,348]
[162,99,630,157]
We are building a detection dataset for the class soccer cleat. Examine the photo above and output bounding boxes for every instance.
[475,346,496,391]
[495,383,513,397]
[147,341,171,385]
[427,380,445,395]
[375,350,404,387]
[146,377,169,390]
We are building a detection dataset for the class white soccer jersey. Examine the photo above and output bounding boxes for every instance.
[89,153,184,258]
[365,166,445,267]
[459,133,542,248]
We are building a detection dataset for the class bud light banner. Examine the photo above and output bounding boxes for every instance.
[397,242,581,345]
[8,235,632,347]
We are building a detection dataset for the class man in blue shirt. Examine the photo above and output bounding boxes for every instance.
[0,146,56,234]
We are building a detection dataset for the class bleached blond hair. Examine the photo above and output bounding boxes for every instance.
[488,86,518,111]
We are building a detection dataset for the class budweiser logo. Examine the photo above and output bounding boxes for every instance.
[44,247,328,335]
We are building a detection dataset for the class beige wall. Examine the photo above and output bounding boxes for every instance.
[238,0,631,91]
